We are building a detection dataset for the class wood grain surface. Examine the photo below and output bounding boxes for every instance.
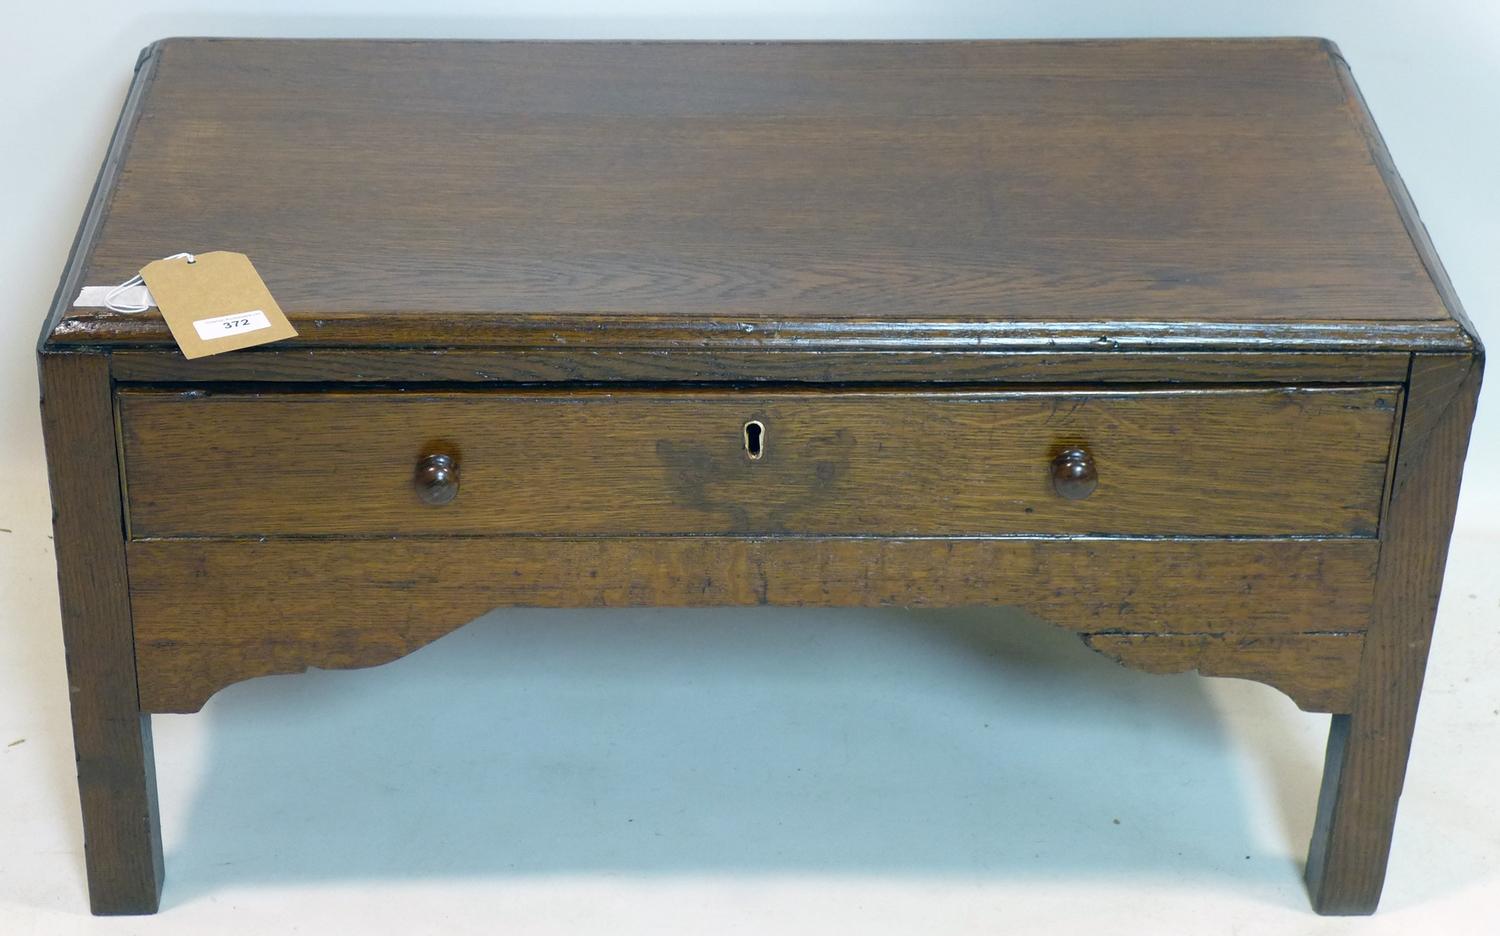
[38,353,163,914]
[1306,353,1484,914]
[107,349,1417,385]
[118,386,1399,538]
[127,536,1378,714]
[1082,633,1363,713]
[41,38,1472,352]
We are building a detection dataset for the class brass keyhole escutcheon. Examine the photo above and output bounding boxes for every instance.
[744,420,765,460]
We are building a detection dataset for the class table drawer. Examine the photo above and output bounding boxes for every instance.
[118,386,1398,538]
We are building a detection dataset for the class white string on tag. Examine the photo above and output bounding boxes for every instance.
[103,252,196,312]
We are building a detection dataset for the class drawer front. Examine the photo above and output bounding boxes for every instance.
[118,386,1398,538]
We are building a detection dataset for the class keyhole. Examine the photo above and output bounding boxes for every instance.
[744,420,765,460]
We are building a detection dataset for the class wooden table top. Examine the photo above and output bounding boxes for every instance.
[44,38,1475,352]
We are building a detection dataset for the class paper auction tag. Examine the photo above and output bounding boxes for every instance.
[139,251,297,359]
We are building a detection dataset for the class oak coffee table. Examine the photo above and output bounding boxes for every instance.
[39,38,1481,915]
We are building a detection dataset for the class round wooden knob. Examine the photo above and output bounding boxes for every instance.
[414,453,459,505]
[1050,448,1097,500]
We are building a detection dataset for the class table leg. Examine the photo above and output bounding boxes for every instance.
[1305,353,1481,914]
[40,351,164,915]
